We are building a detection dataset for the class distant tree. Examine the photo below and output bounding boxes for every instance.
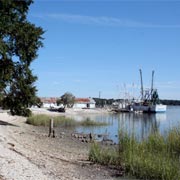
[60,92,75,108]
[0,93,3,107]
[93,98,110,108]
[35,97,43,108]
[0,0,44,116]
[56,98,62,106]
[160,99,180,106]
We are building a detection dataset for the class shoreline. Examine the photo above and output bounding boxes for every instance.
[30,107,112,116]
[0,109,126,180]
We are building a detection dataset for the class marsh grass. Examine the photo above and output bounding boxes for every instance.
[120,133,180,180]
[89,128,180,180]
[27,114,51,126]
[166,127,180,156]
[89,143,120,166]
[26,114,107,127]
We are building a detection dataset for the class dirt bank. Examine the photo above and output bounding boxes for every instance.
[0,111,128,180]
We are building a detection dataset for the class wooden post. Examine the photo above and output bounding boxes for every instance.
[48,118,55,138]
[53,129,55,138]
[89,133,92,142]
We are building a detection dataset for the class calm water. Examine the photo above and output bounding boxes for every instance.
[75,106,180,143]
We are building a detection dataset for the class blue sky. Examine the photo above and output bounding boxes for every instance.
[28,0,180,100]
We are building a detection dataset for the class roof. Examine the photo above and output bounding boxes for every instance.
[75,98,90,103]
[40,97,58,104]
[75,98,95,104]
[40,97,96,104]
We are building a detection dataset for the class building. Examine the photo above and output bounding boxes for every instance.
[73,98,96,109]
[40,97,96,109]
[40,97,59,108]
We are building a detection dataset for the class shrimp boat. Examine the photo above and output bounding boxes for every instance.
[132,103,166,113]
[131,69,166,113]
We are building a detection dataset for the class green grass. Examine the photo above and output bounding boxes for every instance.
[89,129,180,180]
[89,143,120,166]
[166,127,180,156]
[26,114,107,127]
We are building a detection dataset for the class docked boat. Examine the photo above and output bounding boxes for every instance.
[131,69,166,113]
[132,103,166,113]
[112,100,132,113]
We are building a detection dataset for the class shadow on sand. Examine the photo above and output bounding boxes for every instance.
[0,120,18,127]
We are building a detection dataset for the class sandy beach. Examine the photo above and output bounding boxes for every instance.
[0,108,126,180]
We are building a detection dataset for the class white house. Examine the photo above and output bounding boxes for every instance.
[40,97,59,108]
[40,97,96,109]
[73,98,96,109]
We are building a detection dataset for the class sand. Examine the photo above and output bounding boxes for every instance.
[0,109,125,180]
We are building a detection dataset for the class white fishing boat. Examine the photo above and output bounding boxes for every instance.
[132,69,166,113]
[112,100,132,112]
[132,103,166,113]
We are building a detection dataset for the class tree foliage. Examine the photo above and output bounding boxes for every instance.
[0,0,44,116]
[93,98,114,107]
[58,92,75,108]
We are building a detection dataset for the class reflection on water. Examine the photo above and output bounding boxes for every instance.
[75,106,180,143]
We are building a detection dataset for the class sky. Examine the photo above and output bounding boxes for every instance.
[28,0,180,100]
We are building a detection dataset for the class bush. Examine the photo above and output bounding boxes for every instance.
[11,107,32,117]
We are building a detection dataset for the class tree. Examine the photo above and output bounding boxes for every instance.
[56,98,62,106]
[0,0,44,116]
[59,92,75,108]
[34,97,43,108]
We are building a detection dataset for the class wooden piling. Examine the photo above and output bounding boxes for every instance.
[48,118,55,138]
[89,133,92,142]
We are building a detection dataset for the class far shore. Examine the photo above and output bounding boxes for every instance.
[30,107,113,120]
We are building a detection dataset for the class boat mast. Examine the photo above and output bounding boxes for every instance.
[151,70,154,99]
[139,69,144,100]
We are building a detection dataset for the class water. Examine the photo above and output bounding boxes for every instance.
[75,106,180,143]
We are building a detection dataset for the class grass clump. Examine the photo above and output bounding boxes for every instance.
[89,129,180,180]
[27,114,51,126]
[26,114,76,127]
[26,114,107,127]
[89,143,120,166]
[121,134,179,180]
[166,127,180,156]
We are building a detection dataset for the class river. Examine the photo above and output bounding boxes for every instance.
[75,106,180,143]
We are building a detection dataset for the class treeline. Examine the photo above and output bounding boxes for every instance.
[93,98,122,107]
[160,99,180,106]
[93,98,180,107]
[92,98,113,107]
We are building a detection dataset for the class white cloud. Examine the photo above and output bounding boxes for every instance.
[32,13,180,28]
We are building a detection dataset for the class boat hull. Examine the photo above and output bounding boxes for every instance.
[132,104,166,113]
